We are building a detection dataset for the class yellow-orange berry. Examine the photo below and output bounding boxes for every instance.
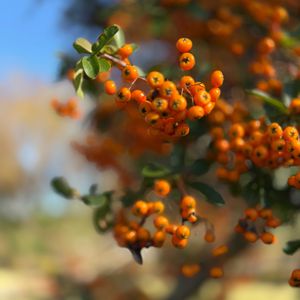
[179,53,195,71]
[154,180,171,197]
[260,232,275,244]
[176,38,193,52]
[131,200,148,217]
[104,80,117,95]
[175,225,191,239]
[153,215,169,229]
[122,65,139,82]
[211,70,224,88]
[152,230,166,247]
[172,234,188,249]
[147,71,165,88]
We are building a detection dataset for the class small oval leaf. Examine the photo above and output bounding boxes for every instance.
[73,37,92,54]
[82,56,100,79]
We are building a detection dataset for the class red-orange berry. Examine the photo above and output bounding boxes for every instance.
[176,38,193,52]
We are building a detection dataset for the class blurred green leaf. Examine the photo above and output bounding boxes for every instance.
[93,205,112,233]
[98,58,111,73]
[130,43,139,52]
[142,163,172,178]
[74,59,84,98]
[92,25,119,54]
[51,177,76,199]
[188,182,225,206]
[283,240,300,255]
[73,37,92,54]
[102,44,118,55]
[246,89,288,114]
[188,158,211,176]
[81,191,112,206]
[111,25,125,48]
[82,55,100,79]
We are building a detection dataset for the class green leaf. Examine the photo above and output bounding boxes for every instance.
[283,240,300,255]
[92,25,119,54]
[93,206,112,233]
[51,177,76,199]
[74,59,84,98]
[98,58,111,73]
[111,26,125,48]
[82,55,100,79]
[81,191,112,206]
[142,163,172,178]
[189,159,211,176]
[188,182,225,206]
[73,37,92,54]
[102,44,118,55]
[135,65,146,77]
[246,89,288,114]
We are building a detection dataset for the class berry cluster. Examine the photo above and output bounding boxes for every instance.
[51,98,81,119]
[235,208,281,244]
[101,38,224,138]
[210,116,300,185]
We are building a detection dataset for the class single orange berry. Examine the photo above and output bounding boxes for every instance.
[187,106,204,120]
[104,80,117,95]
[244,208,258,221]
[180,195,196,210]
[131,200,148,217]
[176,37,193,52]
[179,52,195,71]
[117,87,131,102]
[211,70,224,88]
[244,231,258,243]
[175,225,191,239]
[212,245,229,257]
[122,65,139,82]
[154,180,171,197]
[204,230,215,243]
[147,71,165,88]
[131,89,146,103]
[152,230,166,247]
[260,232,274,244]
[118,44,133,58]
[172,234,188,249]
[153,215,169,229]
[209,267,224,278]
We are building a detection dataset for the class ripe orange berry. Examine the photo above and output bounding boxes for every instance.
[165,224,178,235]
[152,97,169,112]
[212,245,229,257]
[209,267,223,278]
[181,264,200,277]
[122,65,139,82]
[229,123,245,139]
[187,213,198,223]
[172,234,188,249]
[189,82,205,95]
[145,112,160,125]
[176,37,193,52]
[244,208,258,221]
[180,195,196,210]
[152,231,166,247]
[131,89,146,103]
[257,37,275,55]
[154,180,171,197]
[187,106,205,120]
[260,232,274,244]
[204,230,215,243]
[153,215,169,229]
[147,71,165,88]
[211,70,224,88]
[160,81,177,99]
[152,201,165,214]
[137,227,151,243]
[244,231,258,243]
[265,217,281,228]
[179,53,195,71]
[283,126,299,141]
[131,200,148,217]
[259,208,273,219]
[180,76,195,90]
[215,139,230,152]
[209,87,221,102]
[104,80,117,95]
[170,95,187,111]
[267,123,283,139]
[204,101,215,115]
[125,230,137,245]
[118,44,133,58]
[117,87,131,102]
[194,90,211,107]
[175,225,191,239]
[181,208,196,220]
[138,101,152,116]
[175,123,190,137]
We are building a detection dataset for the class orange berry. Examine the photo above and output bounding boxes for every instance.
[229,123,245,139]
[257,37,275,55]
[175,123,190,137]
[154,180,171,197]
[117,87,131,102]
[176,37,193,52]
[180,76,195,90]
[211,70,224,88]
[267,123,283,139]
[137,227,151,242]
[181,264,200,277]
[244,231,258,243]
[125,230,137,245]
[180,195,196,210]
[145,112,160,125]
[152,230,166,247]
[152,97,169,112]
[131,89,146,103]
[283,126,299,141]
[209,267,223,278]
[160,81,177,99]
[204,230,215,243]
[266,217,281,228]
[175,225,191,239]
[244,208,258,221]
[170,95,187,111]
[131,200,148,217]
[259,208,273,219]
[187,106,204,121]
[153,201,165,214]
[138,101,152,116]
[172,234,188,249]
[260,232,274,244]
[118,44,133,58]
[209,87,221,102]
[153,215,169,229]
[194,90,211,107]
[147,71,165,88]
[212,245,229,257]
[189,82,205,95]
[179,52,195,71]
[122,65,139,82]
[104,80,117,95]
[165,224,178,235]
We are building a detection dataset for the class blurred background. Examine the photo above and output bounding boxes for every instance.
[1,0,300,299]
